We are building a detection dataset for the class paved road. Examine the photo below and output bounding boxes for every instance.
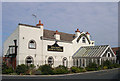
[1,68,120,79]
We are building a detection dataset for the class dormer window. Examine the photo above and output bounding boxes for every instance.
[29,40,36,49]
[82,37,86,43]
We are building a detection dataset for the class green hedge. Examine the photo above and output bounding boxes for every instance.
[2,62,120,75]
[38,64,54,75]
[15,64,29,75]
[70,66,80,73]
[53,65,69,74]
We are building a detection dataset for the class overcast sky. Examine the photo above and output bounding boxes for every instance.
[2,2,118,53]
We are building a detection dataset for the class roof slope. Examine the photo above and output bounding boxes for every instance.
[73,45,109,58]
[43,29,75,41]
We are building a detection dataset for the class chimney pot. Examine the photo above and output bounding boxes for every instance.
[75,28,80,32]
[36,20,44,26]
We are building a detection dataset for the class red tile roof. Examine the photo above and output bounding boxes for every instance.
[112,47,120,54]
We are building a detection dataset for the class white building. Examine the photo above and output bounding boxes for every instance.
[3,20,116,69]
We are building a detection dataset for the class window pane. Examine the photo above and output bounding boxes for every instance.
[29,40,36,49]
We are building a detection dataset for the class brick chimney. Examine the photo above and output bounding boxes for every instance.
[36,20,44,29]
[86,32,90,40]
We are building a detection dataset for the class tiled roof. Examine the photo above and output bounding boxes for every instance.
[112,47,120,54]
[73,45,109,58]
[43,29,75,42]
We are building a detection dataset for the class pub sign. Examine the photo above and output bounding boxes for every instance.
[47,41,63,52]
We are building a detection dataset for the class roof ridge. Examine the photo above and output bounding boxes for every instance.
[44,29,74,35]
[81,45,109,48]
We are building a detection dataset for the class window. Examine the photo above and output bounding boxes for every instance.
[25,56,34,66]
[82,37,86,43]
[48,56,54,66]
[29,40,36,49]
[63,57,68,67]
[107,52,111,57]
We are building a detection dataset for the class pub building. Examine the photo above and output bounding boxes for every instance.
[3,20,116,69]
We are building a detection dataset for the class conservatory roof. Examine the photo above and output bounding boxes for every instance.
[73,45,109,58]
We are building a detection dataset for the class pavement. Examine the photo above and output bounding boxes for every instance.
[1,68,120,80]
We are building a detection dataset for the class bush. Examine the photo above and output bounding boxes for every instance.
[16,64,28,75]
[26,64,36,75]
[28,64,36,70]
[38,64,54,75]
[85,67,97,71]
[2,62,14,74]
[70,66,80,73]
[103,66,108,69]
[79,67,86,72]
[88,62,98,68]
[34,70,42,75]
[86,62,98,71]
[97,66,102,70]
[103,60,112,69]
[112,63,120,68]
[9,72,17,75]
[53,65,69,74]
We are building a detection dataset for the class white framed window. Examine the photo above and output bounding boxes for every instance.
[48,56,54,66]
[82,37,86,43]
[25,56,34,66]
[63,57,68,67]
[107,52,111,57]
[29,40,36,49]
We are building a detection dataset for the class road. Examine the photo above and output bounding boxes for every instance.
[1,68,120,80]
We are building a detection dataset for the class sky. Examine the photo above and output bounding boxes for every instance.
[2,2,118,55]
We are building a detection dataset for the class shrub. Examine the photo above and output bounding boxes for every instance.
[34,70,42,75]
[103,60,112,69]
[26,64,36,75]
[79,67,86,72]
[38,64,54,75]
[53,65,69,74]
[103,66,108,69]
[85,67,97,71]
[16,64,28,75]
[9,72,17,75]
[112,63,120,68]
[2,62,14,74]
[88,62,98,68]
[86,62,98,71]
[28,64,36,70]
[70,66,80,73]
[97,66,102,70]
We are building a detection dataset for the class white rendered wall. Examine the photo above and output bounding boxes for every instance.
[3,27,19,57]
[18,25,43,67]
[42,40,73,68]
